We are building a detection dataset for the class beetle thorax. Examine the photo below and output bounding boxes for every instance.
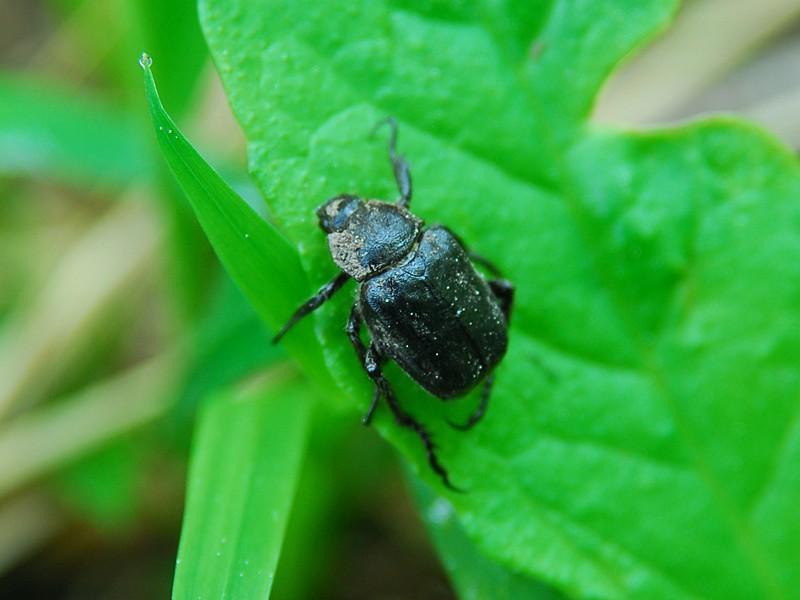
[316,196,423,281]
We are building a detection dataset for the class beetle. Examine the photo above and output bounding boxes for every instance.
[273,118,513,489]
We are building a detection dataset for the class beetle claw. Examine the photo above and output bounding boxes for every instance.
[446,417,477,431]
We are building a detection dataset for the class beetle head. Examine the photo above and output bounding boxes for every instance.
[315,195,423,281]
[316,194,364,233]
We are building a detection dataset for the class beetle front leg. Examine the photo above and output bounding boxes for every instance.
[273,271,350,343]
[390,147,412,209]
[373,116,412,208]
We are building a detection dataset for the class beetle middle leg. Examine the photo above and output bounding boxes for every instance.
[347,304,373,419]
[488,278,514,323]
[348,303,458,491]
[448,276,514,431]
[449,374,494,431]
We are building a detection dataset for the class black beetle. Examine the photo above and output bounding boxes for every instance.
[274,118,513,489]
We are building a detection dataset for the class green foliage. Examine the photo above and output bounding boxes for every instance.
[54,437,146,530]
[130,0,208,115]
[177,272,280,415]
[0,74,154,186]
[185,0,800,598]
[142,58,332,388]
[172,374,312,599]
[410,475,566,599]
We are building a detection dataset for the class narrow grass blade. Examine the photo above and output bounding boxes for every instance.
[140,53,331,388]
[172,371,312,599]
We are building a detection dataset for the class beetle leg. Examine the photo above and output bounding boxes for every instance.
[350,303,459,490]
[347,305,383,425]
[391,148,412,209]
[437,226,504,278]
[447,277,512,431]
[468,251,503,278]
[273,271,350,343]
[488,279,514,324]
[373,116,412,208]
[362,388,381,425]
[347,306,380,425]
[448,374,494,431]
[469,248,514,322]
[365,345,460,491]
[378,376,461,492]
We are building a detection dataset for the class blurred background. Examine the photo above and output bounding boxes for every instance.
[0,0,798,598]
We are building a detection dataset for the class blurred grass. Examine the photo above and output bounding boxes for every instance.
[595,0,800,147]
[0,0,798,598]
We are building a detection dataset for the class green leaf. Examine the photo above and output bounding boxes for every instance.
[141,55,332,389]
[198,1,800,598]
[131,0,208,115]
[178,271,282,416]
[0,72,154,186]
[410,476,567,600]
[55,438,146,531]
[173,371,312,599]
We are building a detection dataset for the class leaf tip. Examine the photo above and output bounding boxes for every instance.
[138,52,153,71]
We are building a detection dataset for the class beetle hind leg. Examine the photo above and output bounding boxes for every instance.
[348,304,459,491]
[448,374,494,431]
[381,379,462,492]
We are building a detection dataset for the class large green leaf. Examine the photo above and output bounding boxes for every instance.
[410,475,566,600]
[198,1,800,598]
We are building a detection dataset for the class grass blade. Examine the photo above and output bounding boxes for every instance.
[172,371,312,599]
[140,53,332,389]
